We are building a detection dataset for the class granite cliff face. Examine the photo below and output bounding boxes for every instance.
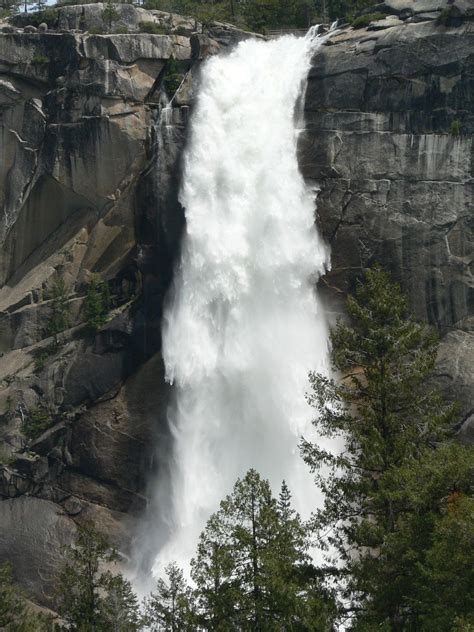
[0,2,246,601]
[299,1,474,441]
[0,0,472,604]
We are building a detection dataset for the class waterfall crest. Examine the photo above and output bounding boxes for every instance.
[150,31,330,578]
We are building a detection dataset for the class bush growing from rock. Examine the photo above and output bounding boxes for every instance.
[26,7,58,27]
[31,53,49,64]
[101,0,120,31]
[163,57,184,95]
[22,405,54,440]
[114,24,129,32]
[138,20,168,33]
[451,119,461,137]
[351,11,385,28]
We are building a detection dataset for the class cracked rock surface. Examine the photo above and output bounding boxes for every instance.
[300,9,473,440]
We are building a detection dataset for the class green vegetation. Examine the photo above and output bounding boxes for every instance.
[190,469,336,629]
[26,7,59,26]
[451,118,462,136]
[3,0,384,31]
[33,345,56,373]
[0,562,54,631]
[437,5,464,26]
[101,0,120,30]
[164,57,184,95]
[138,0,385,32]
[174,25,189,35]
[141,0,318,32]
[31,54,50,65]
[46,277,71,343]
[22,405,54,440]
[314,0,380,22]
[301,266,472,629]
[351,10,385,28]
[57,523,142,631]
[84,274,110,334]
[144,562,195,630]
[138,19,169,33]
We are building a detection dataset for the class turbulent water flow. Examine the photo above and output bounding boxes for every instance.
[146,31,331,579]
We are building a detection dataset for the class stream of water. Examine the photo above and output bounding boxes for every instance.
[144,30,331,580]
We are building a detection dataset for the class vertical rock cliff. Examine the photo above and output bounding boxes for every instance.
[300,2,473,441]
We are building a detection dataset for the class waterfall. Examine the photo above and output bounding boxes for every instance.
[147,31,330,579]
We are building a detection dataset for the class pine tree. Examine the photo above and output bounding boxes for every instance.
[264,482,336,630]
[56,522,142,632]
[301,265,470,630]
[145,562,195,631]
[191,469,335,630]
[101,0,120,31]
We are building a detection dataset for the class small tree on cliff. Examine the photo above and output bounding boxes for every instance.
[56,522,142,631]
[101,0,120,32]
[47,277,71,345]
[301,265,471,629]
[84,274,110,334]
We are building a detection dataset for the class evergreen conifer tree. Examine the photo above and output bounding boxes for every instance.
[145,562,196,631]
[56,523,142,632]
[191,469,335,630]
[301,265,472,630]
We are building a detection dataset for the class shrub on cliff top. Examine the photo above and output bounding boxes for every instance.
[351,11,385,28]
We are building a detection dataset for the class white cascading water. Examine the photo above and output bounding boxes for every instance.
[148,31,331,578]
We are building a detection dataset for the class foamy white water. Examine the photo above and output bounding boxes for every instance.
[149,31,330,578]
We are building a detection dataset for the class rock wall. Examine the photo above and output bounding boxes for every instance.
[0,3,251,602]
[0,0,472,604]
[300,0,474,440]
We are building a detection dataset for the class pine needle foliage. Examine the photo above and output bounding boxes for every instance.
[145,562,196,631]
[190,469,335,631]
[301,265,470,630]
[56,522,141,631]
